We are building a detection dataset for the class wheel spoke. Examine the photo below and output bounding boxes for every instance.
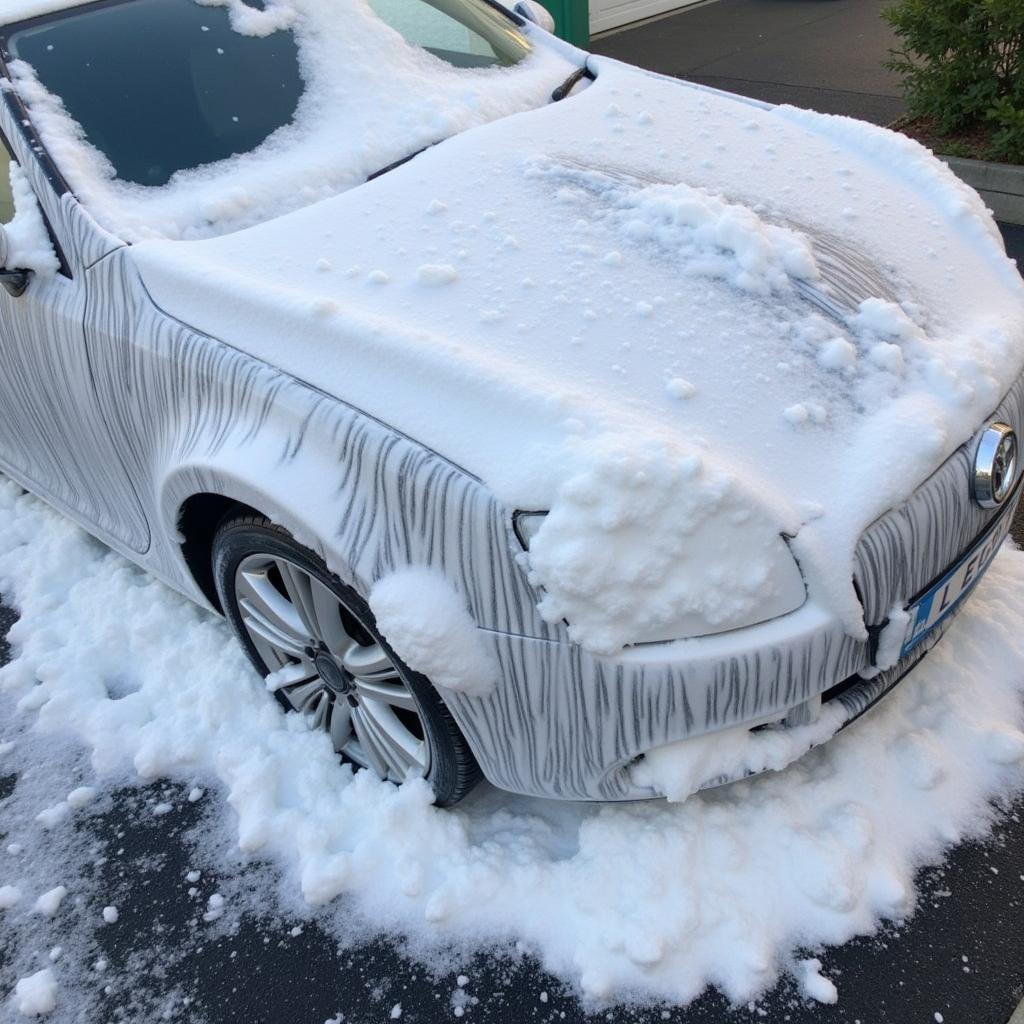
[236,569,310,657]
[328,699,354,752]
[310,690,330,731]
[342,641,400,682]
[275,560,322,641]
[358,699,428,780]
[247,629,289,672]
[281,677,324,713]
[308,576,351,653]
[353,677,418,711]
[351,707,391,778]
[266,661,317,691]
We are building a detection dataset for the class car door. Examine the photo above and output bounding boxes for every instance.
[0,131,150,553]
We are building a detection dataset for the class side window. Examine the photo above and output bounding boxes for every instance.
[0,141,14,225]
[368,0,513,67]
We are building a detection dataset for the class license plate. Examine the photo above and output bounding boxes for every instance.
[901,487,1020,658]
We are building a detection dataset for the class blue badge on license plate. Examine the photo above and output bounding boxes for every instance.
[901,494,1018,658]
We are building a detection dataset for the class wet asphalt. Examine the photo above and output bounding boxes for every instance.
[591,0,906,126]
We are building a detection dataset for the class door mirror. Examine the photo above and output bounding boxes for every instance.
[0,224,32,298]
[513,0,555,33]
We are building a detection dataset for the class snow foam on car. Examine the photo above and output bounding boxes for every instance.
[125,57,1024,650]
[2,0,573,242]
[2,163,59,276]
[1,476,1023,1010]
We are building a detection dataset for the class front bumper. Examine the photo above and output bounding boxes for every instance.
[452,594,957,800]
[444,374,1024,801]
[458,604,872,799]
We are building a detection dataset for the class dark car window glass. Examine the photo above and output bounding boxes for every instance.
[6,0,304,187]
[4,0,531,189]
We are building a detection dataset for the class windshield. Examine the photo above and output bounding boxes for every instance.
[5,0,534,188]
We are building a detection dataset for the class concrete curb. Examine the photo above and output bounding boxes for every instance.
[1007,994,1024,1024]
[939,154,1024,226]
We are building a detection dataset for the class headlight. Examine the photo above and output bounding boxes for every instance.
[512,506,806,655]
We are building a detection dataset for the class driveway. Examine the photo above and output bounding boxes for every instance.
[591,0,906,125]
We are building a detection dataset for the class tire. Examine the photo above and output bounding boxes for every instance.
[212,513,481,807]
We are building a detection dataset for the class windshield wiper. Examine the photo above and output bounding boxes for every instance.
[367,67,593,183]
[366,144,433,183]
[551,65,594,102]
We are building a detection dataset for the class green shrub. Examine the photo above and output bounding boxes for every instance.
[884,0,1024,162]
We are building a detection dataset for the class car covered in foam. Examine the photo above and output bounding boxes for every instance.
[0,0,1021,804]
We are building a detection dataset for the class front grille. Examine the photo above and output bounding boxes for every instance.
[853,373,1024,626]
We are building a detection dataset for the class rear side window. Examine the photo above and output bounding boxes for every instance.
[6,0,303,187]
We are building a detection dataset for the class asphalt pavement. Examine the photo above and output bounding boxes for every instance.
[0,769,1021,1024]
[591,0,905,125]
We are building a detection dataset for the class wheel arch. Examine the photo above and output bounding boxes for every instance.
[166,467,354,615]
[176,492,258,613]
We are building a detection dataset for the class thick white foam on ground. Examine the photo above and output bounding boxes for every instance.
[13,968,58,1017]
[1,476,1023,1009]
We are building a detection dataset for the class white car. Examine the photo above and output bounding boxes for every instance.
[0,0,1020,805]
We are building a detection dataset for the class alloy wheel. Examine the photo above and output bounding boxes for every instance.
[233,553,430,782]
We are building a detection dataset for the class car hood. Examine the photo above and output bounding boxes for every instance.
[131,56,1024,638]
